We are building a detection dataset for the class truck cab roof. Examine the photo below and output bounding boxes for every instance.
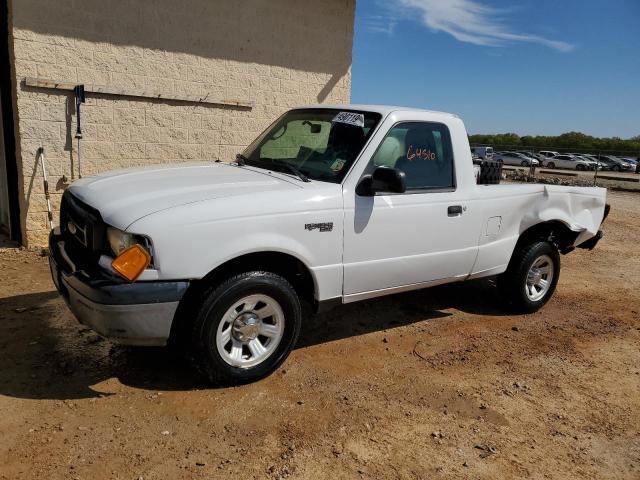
[294,104,461,121]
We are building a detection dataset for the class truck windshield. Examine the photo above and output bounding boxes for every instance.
[241,108,382,183]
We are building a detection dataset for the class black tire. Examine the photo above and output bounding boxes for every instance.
[190,271,301,385]
[497,241,560,313]
[478,159,503,184]
[546,162,555,169]
[612,165,620,172]
[576,164,584,171]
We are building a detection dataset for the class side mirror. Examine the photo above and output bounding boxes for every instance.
[356,166,406,196]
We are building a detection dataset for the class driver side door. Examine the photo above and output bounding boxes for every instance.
[342,121,480,300]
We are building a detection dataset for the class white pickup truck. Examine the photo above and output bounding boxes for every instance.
[49,105,608,384]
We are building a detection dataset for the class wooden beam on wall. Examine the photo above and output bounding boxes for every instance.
[23,77,254,109]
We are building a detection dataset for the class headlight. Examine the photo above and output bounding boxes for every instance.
[107,227,153,261]
[107,227,136,256]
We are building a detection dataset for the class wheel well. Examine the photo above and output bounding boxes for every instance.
[169,252,316,346]
[516,221,579,254]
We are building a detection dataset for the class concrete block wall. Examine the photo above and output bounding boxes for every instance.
[8,0,354,246]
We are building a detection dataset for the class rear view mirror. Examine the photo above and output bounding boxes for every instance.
[302,120,322,133]
[356,166,406,196]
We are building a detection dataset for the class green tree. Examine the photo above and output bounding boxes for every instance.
[469,131,640,156]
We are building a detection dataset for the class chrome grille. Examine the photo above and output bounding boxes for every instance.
[59,191,106,267]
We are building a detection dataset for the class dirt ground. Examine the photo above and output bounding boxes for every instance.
[1,191,639,480]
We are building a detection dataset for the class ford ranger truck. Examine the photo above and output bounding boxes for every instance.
[48,105,608,384]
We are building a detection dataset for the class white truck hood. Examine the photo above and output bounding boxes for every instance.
[68,162,300,229]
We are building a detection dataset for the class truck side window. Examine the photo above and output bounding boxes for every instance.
[370,121,454,190]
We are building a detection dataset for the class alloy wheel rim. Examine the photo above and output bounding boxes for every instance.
[525,254,554,302]
[216,294,285,368]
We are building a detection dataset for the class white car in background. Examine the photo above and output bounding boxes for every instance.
[544,154,595,171]
[470,146,494,159]
[494,151,540,167]
[567,153,601,170]
[539,150,560,159]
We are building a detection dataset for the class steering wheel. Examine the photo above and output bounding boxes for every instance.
[304,148,339,168]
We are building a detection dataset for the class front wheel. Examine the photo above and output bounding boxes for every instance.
[546,162,555,169]
[612,165,620,172]
[521,160,529,167]
[498,241,560,313]
[190,272,301,385]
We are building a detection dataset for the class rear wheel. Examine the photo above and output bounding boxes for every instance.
[498,241,560,313]
[576,164,585,171]
[190,271,301,385]
[546,162,555,169]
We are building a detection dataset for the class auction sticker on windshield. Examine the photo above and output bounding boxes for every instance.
[333,111,364,127]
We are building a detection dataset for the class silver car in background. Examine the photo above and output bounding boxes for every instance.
[494,151,540,167]
[517,151,545,162]
[597,155,635,172]
[620,157,639,173]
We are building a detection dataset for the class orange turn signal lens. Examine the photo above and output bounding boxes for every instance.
[111,244,151,282]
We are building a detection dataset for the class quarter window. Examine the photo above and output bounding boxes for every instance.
[369,122,454,190]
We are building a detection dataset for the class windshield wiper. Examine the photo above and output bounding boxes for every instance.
[273,160,311,182]
[235,153,248,165]
[238,154,310,182]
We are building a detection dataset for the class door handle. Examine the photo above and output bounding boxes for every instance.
[448,205,463,216]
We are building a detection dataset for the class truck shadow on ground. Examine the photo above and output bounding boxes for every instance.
[0,279,507,400]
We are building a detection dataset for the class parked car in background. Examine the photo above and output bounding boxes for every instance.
[494,151,539,167]
[578,156,601,170]
[539,150,560,159]
[567,153,601,170]
[471,146,494,159]
[620,157,639,173]
[517,151,544,162]
[544,154,595,171]
[579,154,607,170]
[597,155,635,172]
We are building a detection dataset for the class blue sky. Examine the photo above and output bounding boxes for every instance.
[351,0,640,138]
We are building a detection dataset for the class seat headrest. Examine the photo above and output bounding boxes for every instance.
[404,127,436,154]
[329,122,366,157]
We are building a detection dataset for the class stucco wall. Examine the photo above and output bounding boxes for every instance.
[8,0,354,246]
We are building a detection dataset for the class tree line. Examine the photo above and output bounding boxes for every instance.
[469,131,640,156]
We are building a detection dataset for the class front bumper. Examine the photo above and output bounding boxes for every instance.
[49,229,189,346]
